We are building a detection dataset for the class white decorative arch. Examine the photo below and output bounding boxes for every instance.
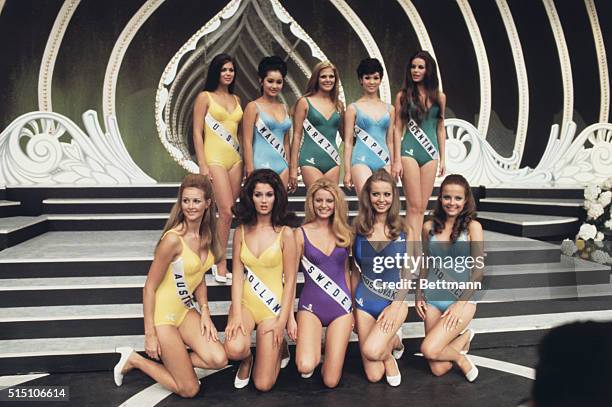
[329,0,391,103]
[395,0,443,90]
[542,0,573,133]
[456,0,492,138]
[584,0,609,124]
[38,0,81,112]
[495,0,529,168]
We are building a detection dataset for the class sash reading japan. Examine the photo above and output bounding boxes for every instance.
[303,118,340,165]
[407,119,438,160]
[245,266,282,315]
[205,114,240,154]
[301,256,351,313]
[256,116,286,162]
[354,125,390,165]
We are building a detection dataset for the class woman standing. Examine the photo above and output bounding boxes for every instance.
[294,178,353,387]
[289,61,344,191]
[417,174,483,382]
[193,53,243,283]
[113,174,227,397]
[343,58,394,195]
[352,169,410,387]
[224,169,297,392]
[394,50,446,237]
[242,56,292,189]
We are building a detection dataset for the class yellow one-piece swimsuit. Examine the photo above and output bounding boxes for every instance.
[154,230,215,327]
[240,225,285,325]
[203,91,243,170]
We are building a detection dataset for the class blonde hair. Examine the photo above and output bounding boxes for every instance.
[303,61,344,112]
[303,178,352,247]
[157,174,222,261]
[353,169,404,240]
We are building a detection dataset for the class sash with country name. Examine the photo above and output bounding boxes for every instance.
[172,258,196,309]
[303,118,340,165]
[256,116,286,162]
[355,260,399,301]
[205,114,240,154]
[245,266,282,315]
[354,125,390,165]
[407,119,438,160]
[301,256,352,313]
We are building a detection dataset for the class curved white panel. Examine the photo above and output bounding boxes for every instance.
[103,0,165,119]
[395,0,442,90]
[456,0,491,138]
[38,0,81,112]
[542,0,573,133]
[585,0,609,123]
[495,0,529,167]
[329,0,391,103]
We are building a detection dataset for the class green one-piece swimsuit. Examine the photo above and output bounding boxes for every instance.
[298,98,341,173]
[401,103,441,167]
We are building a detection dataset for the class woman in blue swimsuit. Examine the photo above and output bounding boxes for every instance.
[344,58,394,195]
[242,56,292,190]
[416,174,484,382]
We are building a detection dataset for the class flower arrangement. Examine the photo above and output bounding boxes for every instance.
[561,177,612,265]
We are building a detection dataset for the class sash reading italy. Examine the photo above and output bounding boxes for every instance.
[205,114,240,154]
[256,116,286,162]
[301,256,352,313]
[354,125,390,165]
[245,266,282,315]
[407,119,438,160]
[303,118,340,165]
[172,258,196,309]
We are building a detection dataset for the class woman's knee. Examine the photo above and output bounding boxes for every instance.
[295,355,317,374]
[217,205,233,222]
[420,341,441,361]
[208,349,228,369]
[253,376,275,392]
[362,341,385,362]
[225,341,249,361]
[322,372,341,388]
[430,363,452,377]
[364,367,384,383]
[176,381,200,398]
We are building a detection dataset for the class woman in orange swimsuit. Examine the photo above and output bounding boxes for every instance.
[112,174,227,398]
[193,53,243,283]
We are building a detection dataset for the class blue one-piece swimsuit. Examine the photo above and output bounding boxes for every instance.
[351,103,391,171]
[253,104,291,174]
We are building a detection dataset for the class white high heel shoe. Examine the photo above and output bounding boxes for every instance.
[113,347,134,387]
[211,264,231,284]
[392,326,405,359]
[460,328,475,355]
[234,355,253,389]
[280,342,290,369]
[385,357,402,387]
[463,355,479,382]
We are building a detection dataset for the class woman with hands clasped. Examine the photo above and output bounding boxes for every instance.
[416,174,484,382]
[113,174,227,398]
[352,169,412,387]
[224,169,297,392]
[294,178,353,387]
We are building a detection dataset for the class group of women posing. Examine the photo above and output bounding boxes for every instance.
[113,169,482,396]
[111,51,483,397]
[189,50,446,285]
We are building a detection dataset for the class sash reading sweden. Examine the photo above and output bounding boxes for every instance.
[301,256,351,313]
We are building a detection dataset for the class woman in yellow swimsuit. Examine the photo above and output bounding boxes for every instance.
[112,174,227,398]
[224,169,297,392]
[193,53,243,283]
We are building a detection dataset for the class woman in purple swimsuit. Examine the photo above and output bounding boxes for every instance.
[293,178,353,387]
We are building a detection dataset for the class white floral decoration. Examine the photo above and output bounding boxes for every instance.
[578,223,597,240]
[560,239,577,256]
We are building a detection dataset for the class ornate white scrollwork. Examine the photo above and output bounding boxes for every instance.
[444,119,612,186]
[0,111,155,185]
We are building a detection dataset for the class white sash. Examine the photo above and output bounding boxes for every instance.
[256,116,287,162]
[407,119,438,160]
[301,256,351,313]
[303,118,340,165]
[245,266,282,315]
[205,114,240,154]
[172,258,196,309]
[354,260,398,301]
[354,125,390,165]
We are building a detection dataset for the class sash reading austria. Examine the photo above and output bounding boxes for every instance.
[245,266,282,315]
[301,257,352,313]
[205,114,240,154]
[256,116,286,161]
[303,118,340,165]
[172,258,196,309]
[354,125,390,165]
[407,119,438,160]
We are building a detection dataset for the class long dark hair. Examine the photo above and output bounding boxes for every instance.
[353,169,404,240]
[157,174,222,261]
[431,174,476,242]
[233,169,293,228]
[203,53,236,93]
[399,50,440,125]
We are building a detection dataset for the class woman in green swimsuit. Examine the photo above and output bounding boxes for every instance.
[393,50,446,238]
[289,61,344,191]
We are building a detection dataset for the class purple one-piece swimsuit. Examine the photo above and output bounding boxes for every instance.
[297,228,352,326]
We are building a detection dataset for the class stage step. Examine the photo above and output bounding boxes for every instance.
[0,216,47,251]
[484,187,584,199]
[479,197,584,218]
[477,211,580,239]
[0,200,21,218]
